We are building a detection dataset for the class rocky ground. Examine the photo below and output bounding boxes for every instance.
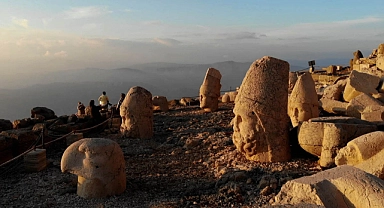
[0,103,321,208]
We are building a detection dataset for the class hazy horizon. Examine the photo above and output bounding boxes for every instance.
[1,1,384,120]
[1,1,384,81]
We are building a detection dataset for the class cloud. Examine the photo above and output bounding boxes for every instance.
[152,38,181,46]
[267,16,384,41]
[333,17,382,25]
[54,51,68,57]
[143,20,163,26]
[82,23,100,30]
[42,18,52,27]
[220,32,266,40]
[123,9,132,13]
[64,6,112,19]
[12,17,28,28]
[77,38,104,47]
[43,51,50,56]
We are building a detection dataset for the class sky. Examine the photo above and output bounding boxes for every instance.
[1,0,384,77]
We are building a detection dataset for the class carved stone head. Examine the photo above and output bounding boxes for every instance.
[61,138,126,198]
[232,56,290,162]
[120,86,153,139]
[199,68,222,112]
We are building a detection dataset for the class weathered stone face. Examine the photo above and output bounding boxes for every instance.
[120,86,153,139]
[288,72,319,127]
[232,56,290,162]
[199,68,222,112]
[61,138,126,199]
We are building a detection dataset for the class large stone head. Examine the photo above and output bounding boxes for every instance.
[61,138,126,199]
[232,56,290,162]
[120,86,153,139]
[199,68,222,112]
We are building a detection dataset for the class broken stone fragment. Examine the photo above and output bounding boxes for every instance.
[273,165,384,207]
[343,70,380,102]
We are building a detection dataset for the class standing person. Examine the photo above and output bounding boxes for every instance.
[98,91,110,110]
[116,93,126,110]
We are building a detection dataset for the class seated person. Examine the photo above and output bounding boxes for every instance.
[98,91,111,110]
[77,102,85,116]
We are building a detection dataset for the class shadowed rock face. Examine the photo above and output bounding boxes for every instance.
[232,56,290,162]
[120,86,153,139]
[61,138,126,199]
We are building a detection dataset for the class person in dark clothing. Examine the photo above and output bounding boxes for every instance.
[116,93,126,111]
[89,99,102,124]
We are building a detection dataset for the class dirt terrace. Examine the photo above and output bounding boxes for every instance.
[0,103,320,208]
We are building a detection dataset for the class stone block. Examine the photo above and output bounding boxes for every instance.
[319,98,348,114]
[376,54,384,70]
[321,79,347,101]
[346,93,383,119]
[352,64,360,70]
[0,135,14,164]
[298,117,377,167]
[24,148,47,172]
[361,105,384,122]
[343,70,380,102]
[0,128,39,155]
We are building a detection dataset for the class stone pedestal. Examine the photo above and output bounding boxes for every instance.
[24,148,47,172]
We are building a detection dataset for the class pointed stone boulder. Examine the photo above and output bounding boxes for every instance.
[288,72,319,127]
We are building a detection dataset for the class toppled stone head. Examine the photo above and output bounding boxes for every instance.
[61,138,126,199]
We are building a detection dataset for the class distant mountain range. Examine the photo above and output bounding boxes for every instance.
[0,59,348,121]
